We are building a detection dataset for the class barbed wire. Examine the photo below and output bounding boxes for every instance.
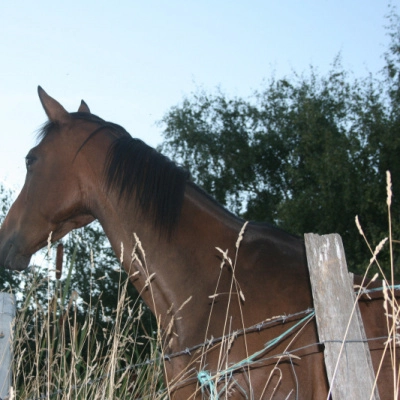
[27,308,314,400]
[25,284,400,399]
[26,333,393,400]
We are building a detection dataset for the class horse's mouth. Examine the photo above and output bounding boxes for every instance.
[0,240,32,271]
[5,253,31,271]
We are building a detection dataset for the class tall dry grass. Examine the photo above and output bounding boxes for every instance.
[354,171,400,399]
[8,246,165,400]
[4,172,400,399]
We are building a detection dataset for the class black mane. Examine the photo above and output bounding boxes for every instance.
[105,135,190,236]
[38,113,190,236]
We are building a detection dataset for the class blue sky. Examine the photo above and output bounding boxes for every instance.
[0,1,393,189]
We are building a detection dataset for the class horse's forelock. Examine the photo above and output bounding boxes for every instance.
[36,120,59,142]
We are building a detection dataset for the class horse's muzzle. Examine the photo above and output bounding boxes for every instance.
[0,237,31,271]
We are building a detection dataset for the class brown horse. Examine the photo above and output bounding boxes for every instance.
[0,87,397,399]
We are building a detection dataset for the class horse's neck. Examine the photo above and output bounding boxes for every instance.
[98,183,243,330]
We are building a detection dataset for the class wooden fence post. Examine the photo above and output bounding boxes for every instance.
[0,293,15,400]
[304,233,379,400]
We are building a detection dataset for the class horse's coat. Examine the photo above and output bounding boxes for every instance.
[0,87,397,399]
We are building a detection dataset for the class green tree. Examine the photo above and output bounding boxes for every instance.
[160,12,400,276]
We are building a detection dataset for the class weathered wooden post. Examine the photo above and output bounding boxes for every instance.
[0,293,16,400]
[304,233,379,400]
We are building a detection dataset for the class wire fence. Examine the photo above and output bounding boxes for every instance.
[25,283,399,400]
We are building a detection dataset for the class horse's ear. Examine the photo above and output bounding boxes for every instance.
[37,86,69,122]
[78,100,90,113]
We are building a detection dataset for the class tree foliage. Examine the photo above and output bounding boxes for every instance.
[160,13,400,276]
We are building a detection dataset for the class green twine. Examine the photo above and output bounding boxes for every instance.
[197,311,315,399]
[197,371,219,399]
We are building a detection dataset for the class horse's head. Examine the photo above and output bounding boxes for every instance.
[0,87,189,271]
[0,87,101,270]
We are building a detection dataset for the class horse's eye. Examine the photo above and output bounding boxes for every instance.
[25,155,36,170]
